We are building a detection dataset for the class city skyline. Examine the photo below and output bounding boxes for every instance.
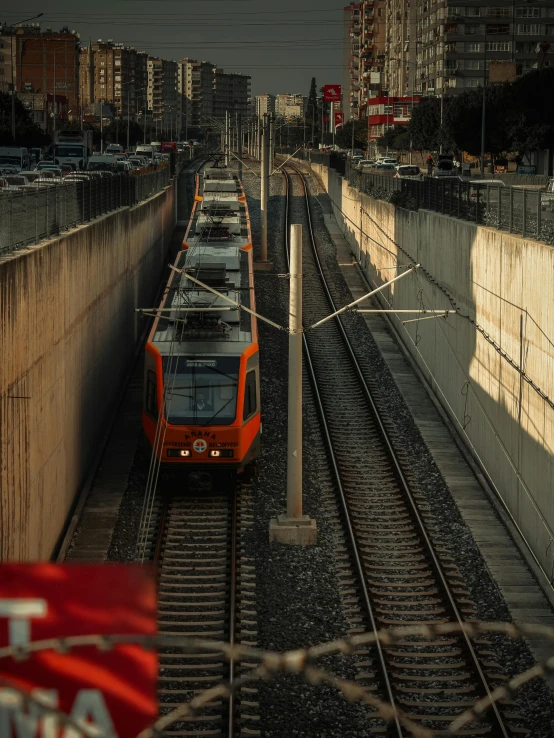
[1,0,344,97]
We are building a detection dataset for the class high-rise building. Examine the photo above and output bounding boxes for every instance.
[178,58,214,132]
[344,3,361,119]
[346,0,387,117]
[0,24,16,94]
[384,0,416,97]
[8,24,80,125]
[275,93,306,120]
[79,41,147,119]
[414,1,554,96]
[147,56,178,134]
[255,93,275,118]
[212,70,251,119]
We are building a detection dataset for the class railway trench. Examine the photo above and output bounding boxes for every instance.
[62,156,554,738]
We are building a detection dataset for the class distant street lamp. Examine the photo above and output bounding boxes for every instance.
[10,12,44,142]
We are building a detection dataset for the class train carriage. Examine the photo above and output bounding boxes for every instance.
[142,165,260,488]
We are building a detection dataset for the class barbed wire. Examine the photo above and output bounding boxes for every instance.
[2,622,554,737]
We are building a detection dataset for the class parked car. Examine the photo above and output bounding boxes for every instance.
[19,171,44,183]
[60,163,74,176]
[356,159,375,170]
[115,160,133,173]
[35,160,56,171]
[374,162,396,171]
[541,177,554,211]
[2,175,32,190]
[394,165,421,179]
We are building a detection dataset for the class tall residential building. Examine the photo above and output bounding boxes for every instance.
[275,93,306,120]
[178,58,214,131]
[344,3,361,119]
[147,56,178,131]
[212,70,251,119]
[79,41,147,118]
[384,0,417,97]
[0,23,16,94]
[255,93,275,118]
[414,1,554,96]
[9,24,80,112]
[349,0,387,117]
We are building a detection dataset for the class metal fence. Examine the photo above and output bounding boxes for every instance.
[284,149,554,245]
[0,167,171,257]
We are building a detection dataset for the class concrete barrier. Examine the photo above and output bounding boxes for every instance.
[0,182,175,560]
[309,161,554,585]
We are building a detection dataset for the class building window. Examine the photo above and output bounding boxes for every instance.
[546,24,554,34]
[487,23,510,34]
[465,42,483,52]
[485,7,511,16]
[516,23,541,34]
[517,7,539,18]
[468,7,481,16]
[487,40,512,50]
[466,24,485,34]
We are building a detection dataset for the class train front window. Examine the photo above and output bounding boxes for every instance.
[162,356,239,426]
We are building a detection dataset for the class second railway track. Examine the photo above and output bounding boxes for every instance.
[137,482,259,738]
[283,163,526,737]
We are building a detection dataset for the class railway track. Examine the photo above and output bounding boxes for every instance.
[137,483,258,738]
[282,163,527,737]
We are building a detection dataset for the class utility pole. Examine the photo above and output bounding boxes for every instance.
[237,113,242,180]
[260,113,269,261]
[225,110,230,166]
[480,34,487,177]
[269,223,317,545]
[127,88,130,150]
[100,99,104,153]
[351,118,355,159]
[269,114,274,172]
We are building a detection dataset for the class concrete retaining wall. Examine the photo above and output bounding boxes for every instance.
[0,183,175,560]
[310,161,554,582]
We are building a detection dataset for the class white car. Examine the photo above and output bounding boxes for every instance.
[394,165,421,179]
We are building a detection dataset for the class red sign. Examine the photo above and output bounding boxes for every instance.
[0,564,157,738]
[324,85,342,102]
[334,111,344,128]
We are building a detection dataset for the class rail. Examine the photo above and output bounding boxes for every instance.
[282,149,554,245]
[284,161,514,736]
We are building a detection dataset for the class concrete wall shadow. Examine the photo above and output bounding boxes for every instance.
[311,161,554,586]
[0,183,176,560]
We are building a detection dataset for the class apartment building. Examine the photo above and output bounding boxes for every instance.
[178,58,214,130]
[148,56,178,130]
[9,24,80,111]
[275,93,306,120]
[255,93,276,118]
[384,0,417,96]
[0,24,15,94]
[343,3,361,119]
[212,69,251,119]
[79,41,148,117]
[347,0,387,116]
[418,2,554,95]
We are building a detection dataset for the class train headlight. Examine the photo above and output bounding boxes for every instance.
[180,450,191,457]
[166,448,191,458]
[210,450,221,457]
[210,449,234,458]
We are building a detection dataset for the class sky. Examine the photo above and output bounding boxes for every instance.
[1,0,345,97]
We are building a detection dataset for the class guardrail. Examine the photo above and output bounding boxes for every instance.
[285,149,553,245]
[0,166,171,257]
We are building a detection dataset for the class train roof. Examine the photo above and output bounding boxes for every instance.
[149,169,255,357]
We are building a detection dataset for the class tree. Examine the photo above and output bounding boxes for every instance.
[335,119,368,150]
[0,92,50,147]
[408,98,441,152]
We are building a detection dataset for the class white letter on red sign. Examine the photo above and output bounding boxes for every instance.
[0,689,57,738]
[0,599,47,646]
[63,690,116,738]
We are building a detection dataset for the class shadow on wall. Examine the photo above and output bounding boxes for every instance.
[321,162,554,584]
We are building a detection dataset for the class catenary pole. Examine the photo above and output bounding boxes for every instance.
[287,223,303,518]
[260,113,269,261]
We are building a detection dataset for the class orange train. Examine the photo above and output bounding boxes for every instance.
[142,165,260,488]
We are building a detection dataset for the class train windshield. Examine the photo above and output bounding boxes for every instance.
[162,356,240,426]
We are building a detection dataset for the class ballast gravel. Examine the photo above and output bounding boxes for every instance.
[301,163,554,738]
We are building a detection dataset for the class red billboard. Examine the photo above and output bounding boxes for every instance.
[334,111,344,129]
[323,85,342,102]
[0,564,157,738]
